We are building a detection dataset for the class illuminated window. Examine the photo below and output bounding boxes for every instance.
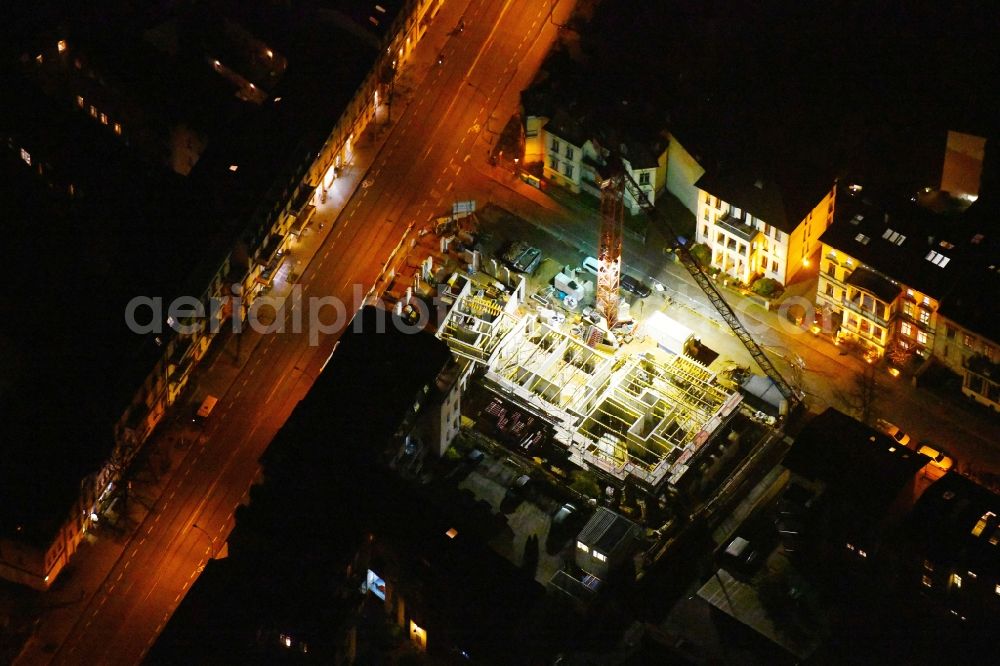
[922,575,932,588]
[76,95,84,108]
[445,527,458,539]
[923,559,934,572]
[100,113,108,125]
[901,322,912,337]
[114,123,122,136]
[20,148,31,166]
[995,584,1000,596]
[846,542,855,551]
[972,511,995,537]
[967,571,977,579]
[576,541,589,554]
[917,331,928,345]
[89,105,97,118]
[639,171,651,185]
[919,309,930,325]
[593,551,607,563]
[950,573,962,589]
[58,40,67,53]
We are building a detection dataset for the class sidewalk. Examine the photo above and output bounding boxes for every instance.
[13,20,446,666]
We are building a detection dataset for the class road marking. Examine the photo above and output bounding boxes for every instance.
[466,0,515,79]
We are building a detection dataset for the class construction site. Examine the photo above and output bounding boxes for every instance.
[373,200,754,502]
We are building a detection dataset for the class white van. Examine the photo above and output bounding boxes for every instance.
[582,256,600,275]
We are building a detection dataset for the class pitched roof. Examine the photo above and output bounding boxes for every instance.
[783,409,928,537]
[909,472,1000,581]
[819,185,976,299]
[695,160,832,233]
[845,265,902,304]
[935,202,1000,342]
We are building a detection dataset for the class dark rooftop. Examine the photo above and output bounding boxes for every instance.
[783,409,928,536]
[844,265,902,304]
[936,201,1000,341]
[695,160,833,234]
[819,184,982,299]
[152,307,546,662]
[909,472,1000,582]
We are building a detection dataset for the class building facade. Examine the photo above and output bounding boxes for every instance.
[695,174,835,286]
[530,110,669,214]
[816,184,983,361]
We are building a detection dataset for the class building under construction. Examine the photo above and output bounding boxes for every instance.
[436,276,742,492]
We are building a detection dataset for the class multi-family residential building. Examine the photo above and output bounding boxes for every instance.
[0,0,436,591]
[694,163,835,286]
[908,472,1000,624]
[816,185,982,360]
[932,231,1000,410]
[526,108,669,214]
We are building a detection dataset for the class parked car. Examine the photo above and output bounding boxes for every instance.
[916,441,954,475]
[192,395,218,425]
[503,474,532,506]
[620,274,652,297]
[875,418,911,446]
[581,256,600,275]
[552,502,577,526]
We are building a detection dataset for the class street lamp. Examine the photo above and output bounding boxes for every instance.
[191,523,218,559]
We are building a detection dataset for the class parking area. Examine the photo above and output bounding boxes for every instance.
[456,451,585,585]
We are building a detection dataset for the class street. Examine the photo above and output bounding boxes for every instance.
[19,1,577,663]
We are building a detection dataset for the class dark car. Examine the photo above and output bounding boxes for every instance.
[620,274,651,298]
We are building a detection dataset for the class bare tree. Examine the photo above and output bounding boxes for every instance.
[847,364,879,425]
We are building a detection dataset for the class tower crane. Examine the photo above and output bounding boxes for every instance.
[597,171,626,328]
[619,170,801,414]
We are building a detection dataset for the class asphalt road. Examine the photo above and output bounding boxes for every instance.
[42,1,575,663]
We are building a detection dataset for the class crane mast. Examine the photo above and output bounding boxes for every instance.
[597,173,625,328]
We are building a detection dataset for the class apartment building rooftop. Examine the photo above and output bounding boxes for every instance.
[909,472,1000,585]
[935,202,1000,342]
[783,409,929,546]
[820,184,985,300]
[695,158,833,234]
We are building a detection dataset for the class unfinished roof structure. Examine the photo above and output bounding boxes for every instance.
[481,317,741,490]
[436,272,523,365]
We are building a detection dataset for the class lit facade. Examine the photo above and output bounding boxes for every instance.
[817,244,943,360]
[695,184,835,286]
[531,112,669,213]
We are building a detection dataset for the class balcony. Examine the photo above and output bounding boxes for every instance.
[715,211,757,242]
[841,296,890,328]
